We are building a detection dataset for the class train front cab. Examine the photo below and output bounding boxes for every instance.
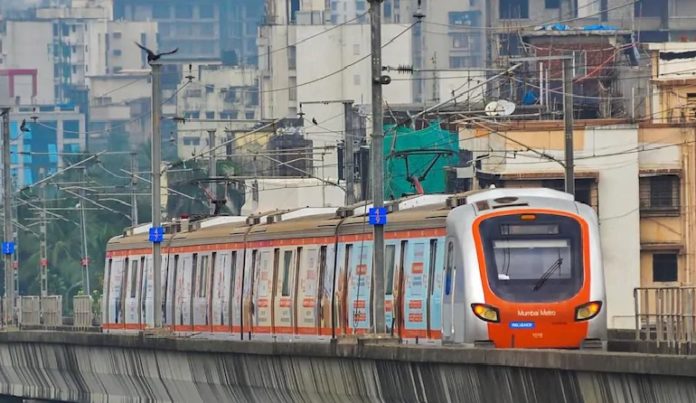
[444,192,606,349]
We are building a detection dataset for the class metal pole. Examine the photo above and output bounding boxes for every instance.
[151,62,163,328]
[1,108,14,325]
[130,152,138,226]
[39,169,48,297]
[207,129,217,214]
[343,101,356,205]
[369,0,386,334]
[79,168,90,295]
[562,58,575,197]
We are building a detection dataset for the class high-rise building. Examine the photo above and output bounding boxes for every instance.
[114,0,263,64]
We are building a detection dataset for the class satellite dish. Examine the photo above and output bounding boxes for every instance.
[498,99,517,116]
[485,101,500,117]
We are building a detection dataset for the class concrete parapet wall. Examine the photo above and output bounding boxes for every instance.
[0,332,693,402]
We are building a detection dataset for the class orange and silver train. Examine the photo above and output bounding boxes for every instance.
[101,188,606,349]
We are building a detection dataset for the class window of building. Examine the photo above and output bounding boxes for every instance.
[289,77,297,101]
[653,253,678,282]
[545,0,560,8]
[206,111,215,119]
[573,51,587,77]
[634,0,667,18]
[113,49,122,56]
[639,175,680,213]
[451,32,470,49]
[113,32,122,39]
[175,5,193,19]
[113,66,122,73]
[686,93,696,121]
[199,5,215,19]
[153,6,170,18]
[449,56,469,68]
[200,24,214,37]
[288,46,296,70]
[500,0,529,19]
[183,136,201,146]
[245,111,255,120]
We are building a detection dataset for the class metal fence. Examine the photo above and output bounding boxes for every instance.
[634,286,696,353]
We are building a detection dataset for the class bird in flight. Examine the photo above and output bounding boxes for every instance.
[19,119,30,132]
[134,42,178,64]
[312,118,318,125]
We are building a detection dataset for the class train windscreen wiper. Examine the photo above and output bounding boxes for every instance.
[532,258,563,292]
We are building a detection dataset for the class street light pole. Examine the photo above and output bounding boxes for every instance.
[369,0,386,334]
[1,108,14,325]
[562,58,575,197]
[151,62,163,328]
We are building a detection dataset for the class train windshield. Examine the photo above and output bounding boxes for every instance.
[478,214,583,302]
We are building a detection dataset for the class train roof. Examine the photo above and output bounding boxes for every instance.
[106,189,579,251]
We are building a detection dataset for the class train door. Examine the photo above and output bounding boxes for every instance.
[175,254,195,332]
[242,249,258,338]
[318,245,335,338]
[193,253,213,332]
[296,246,319,337]
[384,242,398,335]
[335,243,350,336]
[231,251,244,335]
[103,257,112,328]
[105,257,124,331]
[427,239,444,341]
[274,247,298,337]
[211,251,232,333]
[141,256,153,328]
[124,257,143,330]
[442,240,455,341]
[253,249,274,335]
[403,240,428,341]
[164,255,179,329]
[347,242,373,335]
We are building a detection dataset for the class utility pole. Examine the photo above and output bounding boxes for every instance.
[79,167,90,295]
[562,58,575,197]
[207,129,217,214]
[39,169,48,297]
[1,108,14,325]
[12,176,18,298]
[151,62,163,328]
[344,101,356,205]
[369,0,386,334]
[130,152,138,226]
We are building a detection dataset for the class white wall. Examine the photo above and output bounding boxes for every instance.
[241,178,345,214]
[2,21,56,104]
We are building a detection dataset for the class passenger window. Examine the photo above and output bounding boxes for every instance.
[385,245,396,296]
[445,242,454,296]
[318,246,327,299]
[428,240,438,295]
[130,259,138,298]
[281,250,293,297]
[230,251,237,299]
[192,253,198,295]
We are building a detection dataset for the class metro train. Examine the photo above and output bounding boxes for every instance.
[101,187,606,349]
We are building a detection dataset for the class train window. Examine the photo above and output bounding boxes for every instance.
[318,246,327,299]
[199,255,209,298]
[210,252,217,297]
[130,259,138,298]
[428,240,437,295]
[230,251,237,300]
[192,254,199,297]
[479,214,583,302]
[385,245,396,296]
[281,250,293,297]
[445,242,454,296]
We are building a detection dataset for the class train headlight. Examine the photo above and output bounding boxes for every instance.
[575,301,602,321]
[471,303,500,323]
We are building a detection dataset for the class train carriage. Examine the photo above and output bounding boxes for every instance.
[102,188,606,349]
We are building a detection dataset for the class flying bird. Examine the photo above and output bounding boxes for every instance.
[19,119,30,132]
[134,42,179,64]
[312,118,318,125]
